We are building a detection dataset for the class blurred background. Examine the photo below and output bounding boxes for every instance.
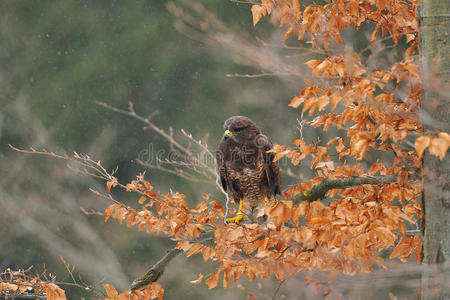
[0,0,425,299]
[0,1,299,298]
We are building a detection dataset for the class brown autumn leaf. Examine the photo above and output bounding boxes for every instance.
[228,226,245,241]
[414,135,431,159]
[45,283,66,300]
[413,236,422,263]
[138,196,147,204]
[103,283,119,299]
[205,271,221,289]
[305,59,322,70]
[186,244,204,257]
[288,96,305,108]
[175,241,193,252]
[251,5,266,26]
[429,134,450,160]
[201,247,215,261]
[107,176,118,192]
[261,0,274,14]
[105,204,117,222]
[390,235,415,262]
[0,282,18,292]
[348,0,359,17]
[143,282,164,300]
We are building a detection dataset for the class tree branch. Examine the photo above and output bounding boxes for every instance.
[130,248,183,291]
[291,174,398,203]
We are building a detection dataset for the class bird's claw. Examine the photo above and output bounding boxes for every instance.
[226,213,247,224]
[264,197,276,207]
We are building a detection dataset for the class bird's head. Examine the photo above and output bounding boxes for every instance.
[223,116,261,143]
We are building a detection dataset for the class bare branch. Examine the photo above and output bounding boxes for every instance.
[272,280,285,300]
[137,158,214,184]
[97,101,192,157]
[130,248,183,291]
[97,101,219,184]
[225,72,299,78]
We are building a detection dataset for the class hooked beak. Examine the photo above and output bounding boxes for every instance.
[224,129,236,139]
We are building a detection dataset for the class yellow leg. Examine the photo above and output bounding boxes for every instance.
[226,199,247,224]
[264,196,276,207]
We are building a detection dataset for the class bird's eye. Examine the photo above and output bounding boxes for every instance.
[234,127,245,132]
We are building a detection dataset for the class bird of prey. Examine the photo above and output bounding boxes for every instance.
[217,116,281,223]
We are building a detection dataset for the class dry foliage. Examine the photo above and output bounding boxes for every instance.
[9,0,450,299]
[0,268,66,300]
[102,0,447,297]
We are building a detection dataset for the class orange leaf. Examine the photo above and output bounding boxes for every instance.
[105,204,117,222]
[389,235,413,262]
[370,24,380,42]
[107,181,113,192]
[186,244,204,257]
[107,176,118,192]
[138,196,147,204]
[223,268,231,289]
[228,226,245,241]
[143,282,164,300]
[429,135,450,160]
[288,96,304,108]
[262,0,274,14]
[251,5,266,26]
[438,132,450,144]
[201,246,215,261]
[415,136,431,159]
[413,236,422,263]
[45,283,66,300]
[348,0,359,17]
[205,271,221,289]
[103,283,119,299]
[305,59,321,70]
[175,241,193,252]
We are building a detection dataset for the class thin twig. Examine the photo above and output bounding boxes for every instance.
[226,72,298,78]
[97,101,193,157]
[271,279,285,300]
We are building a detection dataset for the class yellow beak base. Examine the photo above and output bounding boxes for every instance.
[225,129,236,137]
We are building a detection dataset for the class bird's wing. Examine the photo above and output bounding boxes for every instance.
[216,138,228,191]
[258,134,282,196]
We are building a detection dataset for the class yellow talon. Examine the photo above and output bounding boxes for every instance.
[264,196,276,207]
[226,213,246,224]
[226,199,247,224]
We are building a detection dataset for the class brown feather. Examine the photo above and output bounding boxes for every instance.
[217,116,281,209]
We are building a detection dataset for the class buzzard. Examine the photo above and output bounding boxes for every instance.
[217,116,281,223]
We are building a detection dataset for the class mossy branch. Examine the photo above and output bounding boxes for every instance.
[291,174,398,203]
[130,248,183,290]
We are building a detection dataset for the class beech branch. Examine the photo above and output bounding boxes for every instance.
[130,248,183,291]
[291,174,398,203]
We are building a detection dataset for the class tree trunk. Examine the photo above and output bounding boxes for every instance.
[419,0,450,299]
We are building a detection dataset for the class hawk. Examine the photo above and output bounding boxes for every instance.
[217,116,281,223]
